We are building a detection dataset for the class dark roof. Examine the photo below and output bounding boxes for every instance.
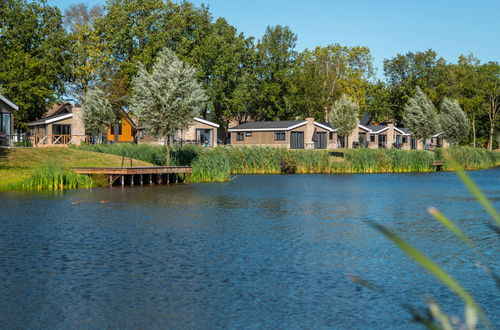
[45,102,71,118]
[367,125,388,133]
[230,120,305,130]
[28,112,72,126]
[360,112,372,126]
[397,127,411,134]
[318,122,333,130]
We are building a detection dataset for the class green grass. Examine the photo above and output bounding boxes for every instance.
[19,161,95,191]
[0,147,154,190]
[76,144,500,183]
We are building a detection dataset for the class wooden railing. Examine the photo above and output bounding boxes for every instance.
[31,135,89,147]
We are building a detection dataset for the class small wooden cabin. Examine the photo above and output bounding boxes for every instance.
[28,103,87,146]
[106,112,137,143]
[137,117,220,147]
[228,118,335,149]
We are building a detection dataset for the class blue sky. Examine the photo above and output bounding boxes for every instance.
[48,0,500,77]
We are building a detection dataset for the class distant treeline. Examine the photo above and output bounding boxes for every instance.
[0,0,498,147]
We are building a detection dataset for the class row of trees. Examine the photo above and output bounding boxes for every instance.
[0,0,498,148]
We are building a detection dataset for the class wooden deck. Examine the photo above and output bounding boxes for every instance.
[72,166,192,186]
[72,166,192,175]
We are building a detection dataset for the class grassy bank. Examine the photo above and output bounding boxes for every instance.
[76,144,500,182]
[0,148,154,190]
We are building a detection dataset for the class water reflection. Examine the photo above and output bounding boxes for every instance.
[0,168,498,328]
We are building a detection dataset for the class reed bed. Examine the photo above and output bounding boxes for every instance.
[77,144,500,183]
[20,162,95,191]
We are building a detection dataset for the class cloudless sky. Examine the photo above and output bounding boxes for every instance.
[48,0,500,77]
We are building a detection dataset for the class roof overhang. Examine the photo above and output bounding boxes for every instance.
[433,132,443,138]
[194,117,219,128]
[0,94,19,111]
[371,127,389,134]
[28,113,73,126]
[358,124,371,132]
[229,121,307,132]
[314,122,335,132]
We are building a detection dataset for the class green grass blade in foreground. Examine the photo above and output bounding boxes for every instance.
[448,157,500,228]
[369,222,491,328]
[428,207,476,250]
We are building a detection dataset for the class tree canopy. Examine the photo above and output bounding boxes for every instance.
[403,87,440,142]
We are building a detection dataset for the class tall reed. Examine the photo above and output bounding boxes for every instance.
[21,162,94,190]
[77,144,500,183]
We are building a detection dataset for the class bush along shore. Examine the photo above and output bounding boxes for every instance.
[77,144,500,183]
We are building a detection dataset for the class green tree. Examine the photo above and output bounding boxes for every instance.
[438,98,470,145]
[449,54,485,147]
[190,17,257,138]
[403,86,440,143]
[365,80,393,123]
[82,87,116,142]
[292,44,373,121]
[479,62,500,150]
[255,25,297,120]
[329,94,359,148]
[0,0,70,127]
[383,49,450,121]
[130,48,207,163]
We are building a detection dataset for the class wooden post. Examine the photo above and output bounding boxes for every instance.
[175,173,178,184]
[121,175,124,187]
[140,174,143,186]
[109,175,113,186]
[158,174,163,184]
[166,174,170,185]
[149,174,153,185]
[131,175,134,186]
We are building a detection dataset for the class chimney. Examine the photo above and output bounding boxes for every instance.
[304,118,315,149]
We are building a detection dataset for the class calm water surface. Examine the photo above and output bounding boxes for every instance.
[0,169,499,329]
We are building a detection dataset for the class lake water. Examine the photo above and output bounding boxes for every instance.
[0,169,499,329]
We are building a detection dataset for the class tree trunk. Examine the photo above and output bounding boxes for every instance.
[487,124,494,150]
[472,113,476,147]
[164,135,171,165]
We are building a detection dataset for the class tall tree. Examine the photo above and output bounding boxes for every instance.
[438,98,470,145]
[403,86,440,143]
[366,80,393,123]
[63,3,103,33]
[0,0,70,127]
[450,54,485,147]
[329,94,359,148]
[130,49,207,163]
[82,87,116,142]
[383,49,450,121]
[479,62,500,150]
[255,25,297,120]
[189,17,257,137]
[292,44,373,121]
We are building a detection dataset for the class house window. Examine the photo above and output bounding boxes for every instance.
[0,113,11,135]
[236,132,244,141]
[245,132,253,137]
[110,122,123,135]
[53,124,71,135]
[402,136,408,144]
[370,134,375,142]
[329,132,334,140]
[275,131,285,141]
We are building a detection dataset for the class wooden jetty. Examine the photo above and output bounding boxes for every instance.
[432,161,444,171]
[72,166,192,186]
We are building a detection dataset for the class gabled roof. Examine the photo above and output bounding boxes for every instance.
[228,120,334,132]
[394,127,411,135]
[44,102,71,118]
[0,94,19,111]
[28,112,73,126]
[367,125,388,134]
[194,117,219,128]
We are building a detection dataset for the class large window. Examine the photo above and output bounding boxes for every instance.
[275,131,285,141]
[0,113,11,135]
[53,124,71,135]
[402,136,408,144]
[236,132,244,141]
[370,134,375,142]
